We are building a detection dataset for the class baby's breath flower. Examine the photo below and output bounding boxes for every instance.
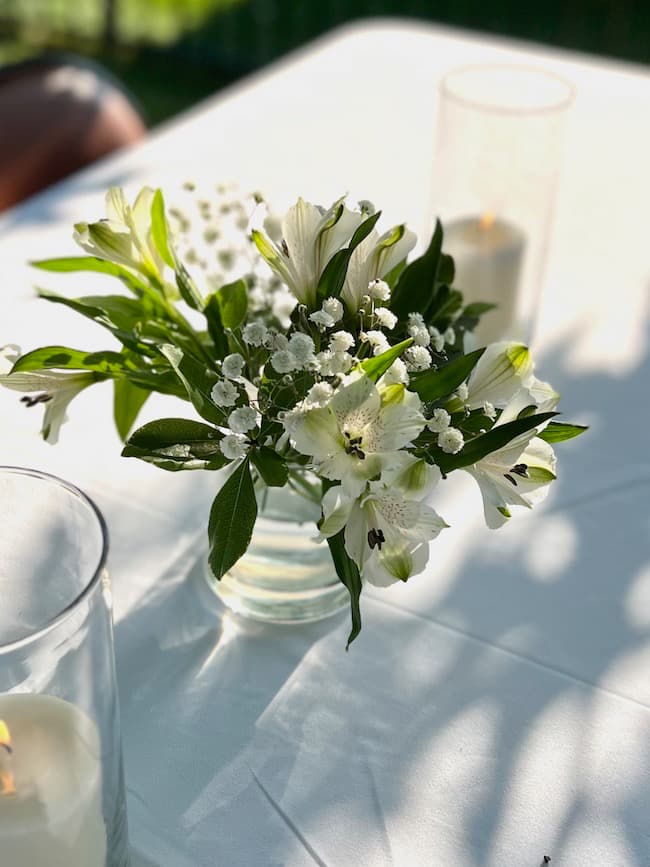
[429,326,445,352]
[363,330,391,356]
[374,307,397,330]
[483,401,497,421]
[271,350,298,373]
[322,297,343,322]
[329,331,355,353]
[309,310,335,329]
[263,331,288,351]
[444,327,456,345]
[408,324,431,347]
[368,278,391,301]
[305,381,334,409]
[455,382,469,402]
[408,312,425,328]
[222,353,245,379]
[242,321,268,347]
[227,406,258,433]
[288,332,316,364]
[438,427,464,454]
[211,379,238,407]
[220,433,249,460]
[428,408,451,433]
[404,345,432,372]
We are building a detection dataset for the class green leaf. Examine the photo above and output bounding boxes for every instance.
[208,459,257,580]
[409,348,485,402]
[160,345,226,425]
[463,301,497,318]
[429,411,558,473]
[437,252,455,286]
[327,530,362,650]
[358,338,413,382]
[216,278,248,330]
[175,260,205,311]
[390,219,443,320]
[113,379,149,441]
[538,422,589,443]
[32,256,149,296]
[12,346,134,375]
[203,293,230,358]
[123,417,226,471]
[150,189,175,269]
[251,447,289,487]
[427,286,464,325]
[316,211,382,302]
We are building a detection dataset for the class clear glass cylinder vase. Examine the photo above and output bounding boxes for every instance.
[0,467,129,867]
[431,64,574,345]
[205,482,349,624]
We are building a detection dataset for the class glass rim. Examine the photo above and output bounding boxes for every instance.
[440,63,575,117]
[0,466,109,654]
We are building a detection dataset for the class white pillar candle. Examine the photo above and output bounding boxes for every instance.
[0,693,107,866]
[444,215,526,344]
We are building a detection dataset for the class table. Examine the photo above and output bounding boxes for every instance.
[2,19,650,867]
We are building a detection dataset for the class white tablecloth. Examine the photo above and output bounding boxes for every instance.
[2,20,650,867]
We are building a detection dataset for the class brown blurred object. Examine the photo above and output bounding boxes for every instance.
[0,57,146,213]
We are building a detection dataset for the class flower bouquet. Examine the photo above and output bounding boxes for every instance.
[0,187,586,646]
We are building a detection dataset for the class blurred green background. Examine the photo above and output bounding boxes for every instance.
[0,0,648,126]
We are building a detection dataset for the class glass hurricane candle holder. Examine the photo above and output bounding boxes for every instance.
[431,64,574,344]
[0,467,129,867]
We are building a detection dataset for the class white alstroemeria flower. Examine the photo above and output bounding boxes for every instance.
[460,342,533,411]
[319,482,447,587]
[74,187,168,282]
[341,224,416,313]
[252,197,364,307]
[0,344,20,374]
[465,430,557,529]
[0,369,96,444]
[283,372,425,497]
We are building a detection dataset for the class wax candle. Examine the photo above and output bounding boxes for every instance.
[0,693,107,866]
[444,215,526,344]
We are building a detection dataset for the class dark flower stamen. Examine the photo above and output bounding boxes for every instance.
[20,393,52,408]
[367,528,386,551]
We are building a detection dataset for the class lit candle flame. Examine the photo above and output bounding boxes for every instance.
[0,720,16,796]
[480,212,496,230]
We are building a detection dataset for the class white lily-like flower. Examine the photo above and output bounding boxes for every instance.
[74,187,171,283]
[319,481,448,586]
[465,428,557,529]
[340,223,416,313]
[459,342,534,411]
[282,372,426,497]
[0,369,96,444]
[252,197,364,307]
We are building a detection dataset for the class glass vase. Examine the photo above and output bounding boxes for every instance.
[205,482,349,624]
[0,466,129,867]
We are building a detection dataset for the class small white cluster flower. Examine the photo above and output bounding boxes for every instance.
[220,433,249,460]
[429,326,445,353]
[428,408,451,433]
[455,382,469,402]
[329,330,355,353]
[368,278,390,302]
[382,357,409,386]
[211,379,238,407]
[362,330,391,356]
[315,349,353,377]
[309,296,343,330]
[263,330,288,351]
[444,327,456,345]
[438,427,464,455]
[304,381,334,409]
[270,350,298,374]
[374,307,397,330]
[408,312,430,347]
[222,353,245,379]
[483,401,497,421]
[404,345,432,372]
[288,332,316,364]
[242,321,268,347]
[227,406,258,433]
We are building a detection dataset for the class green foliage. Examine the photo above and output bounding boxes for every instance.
[251,447,289,487]
[390,219,443,321]
[409,348,485,402]
[358,338,413,383]
[123,417,227,470]
[208,459,257,580]
[114,379,150,441]
[327,528,363,650]
[316,211,381,303]
[538,422,589,443]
